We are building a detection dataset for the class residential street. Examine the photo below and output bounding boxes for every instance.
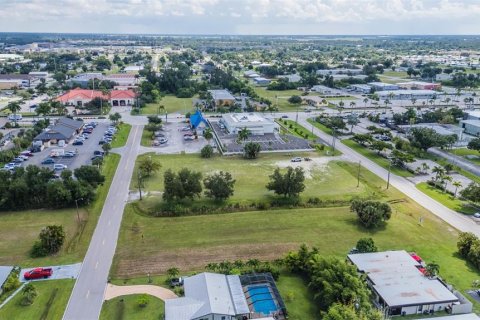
[62,125,142,320]
[297,114,480,237]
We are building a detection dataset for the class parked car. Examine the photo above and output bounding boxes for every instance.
[41,158,55,164]
[158,137,168,144]
[72,140,84,146]
[93,150,104,156]
[91,155,103,161]
[98,140,106,145]
[13,157,25,163]
[474,212,480,219]
[169,277,184,287]
[21,151,33,157]
[18,155,29,161]
[3,163,14,170]
[53,164,67,171]
[181,126,191,131]
[281,115,289,118]
[24,267,53,280]
[291,157,302,162]
[63,152,76,158]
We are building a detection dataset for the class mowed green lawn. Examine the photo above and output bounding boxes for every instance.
[132,153,379,207]
[0,154,120,267]
[110,123,131,148]
[342,139,414,177]
[0,280,74,320]
[254,88,307,111]
[100,295,165,320]
[141,95,197,115]
[416,182,478,215]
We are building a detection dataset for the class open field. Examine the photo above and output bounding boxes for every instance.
[110,123,131,148]
[342,139,414,177]
[416,182,478,215]
[0,154,120,267]
[100,294,165,320]
[254,88,307,111]
[0,280,74,320]
[131,153,378,208]
[383,70,409,78]
[141,95,196,115]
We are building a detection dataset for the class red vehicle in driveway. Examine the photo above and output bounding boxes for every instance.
[24,267,53,280]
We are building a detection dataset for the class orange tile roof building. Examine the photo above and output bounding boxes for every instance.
[56,88,137,107]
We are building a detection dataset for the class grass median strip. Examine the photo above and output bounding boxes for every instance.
[416,182,478,215]
[110,123,132,148]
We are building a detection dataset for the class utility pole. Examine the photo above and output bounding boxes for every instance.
[387,161,392,189]
[357,161,361,187]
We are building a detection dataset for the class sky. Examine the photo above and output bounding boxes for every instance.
[1,0,479,35]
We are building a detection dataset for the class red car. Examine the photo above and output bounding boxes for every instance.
[24,267,53,280]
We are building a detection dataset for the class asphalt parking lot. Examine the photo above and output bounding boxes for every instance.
[148,122,207,153]
[23,122,109,172]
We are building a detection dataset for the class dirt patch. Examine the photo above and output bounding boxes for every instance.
[104,284,177,301]
[274,156,345,179]
[113,242,298,277]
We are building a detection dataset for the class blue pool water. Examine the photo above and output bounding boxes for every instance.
[248,285,278,315]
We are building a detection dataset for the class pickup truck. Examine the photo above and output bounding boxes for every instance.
[24,267,53,280]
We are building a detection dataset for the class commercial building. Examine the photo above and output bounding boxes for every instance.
[253,77,271,86]
[165,272,285,320]
[221,113,279,135]
[104,74,138,86]
[349,84,372,94]
[34,117,84,146]
[56,88,136,107]
[348,250,471,317]
[398,81,442,90]
[311,85,344,96]
[368,82,400,91]
[0,74,37,88]
[123,65,143,73]
[67,73,103,87]
[316,68,363,76]
[460,120,480,136]
[465,111,480,121]
[377,89,438,100]
[207,89,236,107]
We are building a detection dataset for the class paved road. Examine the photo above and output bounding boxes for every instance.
[296,115,480,237]
[63,125,143,320]
[429,147,480,177]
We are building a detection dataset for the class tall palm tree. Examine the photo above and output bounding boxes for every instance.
[363,97,369,109]
[349,101,356,109]
[432,166,445,182]
[203,127,213,145]
[453,181,462,198]
[7,102,21,126]
[238,127,250,144]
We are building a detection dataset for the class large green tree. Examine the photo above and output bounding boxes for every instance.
[356,238,378,253]
[163,168,202,201]
[350,200,392,228]
[203,171,236,201]
[243,142,261,159]
[138,157,161,177]
[38,225,65,255]
[266,166,305,198]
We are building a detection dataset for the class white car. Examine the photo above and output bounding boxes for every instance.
[291,157,302,162]
[53,164,67,171]
[474,212,480,219]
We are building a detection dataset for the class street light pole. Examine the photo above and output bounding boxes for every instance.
[387,161,392,189]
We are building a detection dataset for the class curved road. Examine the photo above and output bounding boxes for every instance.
[297,115,480,237]
[63,125,142,320]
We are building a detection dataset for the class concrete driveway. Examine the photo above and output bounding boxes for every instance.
[20,263,82,282]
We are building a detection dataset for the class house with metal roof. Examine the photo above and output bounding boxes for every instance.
[0,266,14,294]
[165,273,250,320]
[34,117,84,145]
[348,250,471,317]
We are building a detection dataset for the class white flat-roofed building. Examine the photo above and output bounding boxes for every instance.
[348,250,467,317]
[465,111,480,121]
[316,68,363,76]
[460,120,480,136]
[349,84,372,94]
[221,113,279,135]
[377,89,438,100]
[105,73,138,86]
[368,82,400,91]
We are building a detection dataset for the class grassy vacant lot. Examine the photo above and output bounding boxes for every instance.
[254,88,306,111]
[141,95,196,115]
[0,279,74,320]
[307,118,334,135]
[110,123,131,148]
[0,154,120,267]
[100,295,165,320]
[131,153,378,209]
[448,148,480,166]
[382,70,409,78]
[416,182,477,215]
[342,139,414,177]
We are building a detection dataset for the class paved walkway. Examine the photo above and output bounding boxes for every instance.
[63,125,143,320]
[104,284,177,301]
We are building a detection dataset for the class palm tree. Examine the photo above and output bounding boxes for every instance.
[7,102,21,126]
[441,175,452,193]
[36,102,51,121]
[410,98,417,108]
[363,97,369,109]
[445,97,451,106]
[421,162,430,174]
[453,181,462,198]
[237,127,250,144]
[203,127,213,145]
[349,101,356,109]
[166,267,179,280]
[432,166,445,182]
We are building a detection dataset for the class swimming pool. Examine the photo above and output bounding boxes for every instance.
[247,285,278,315]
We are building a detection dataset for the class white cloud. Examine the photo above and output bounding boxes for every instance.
[0,0,479,34]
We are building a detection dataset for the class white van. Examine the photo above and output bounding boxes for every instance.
[8,114,22,121]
